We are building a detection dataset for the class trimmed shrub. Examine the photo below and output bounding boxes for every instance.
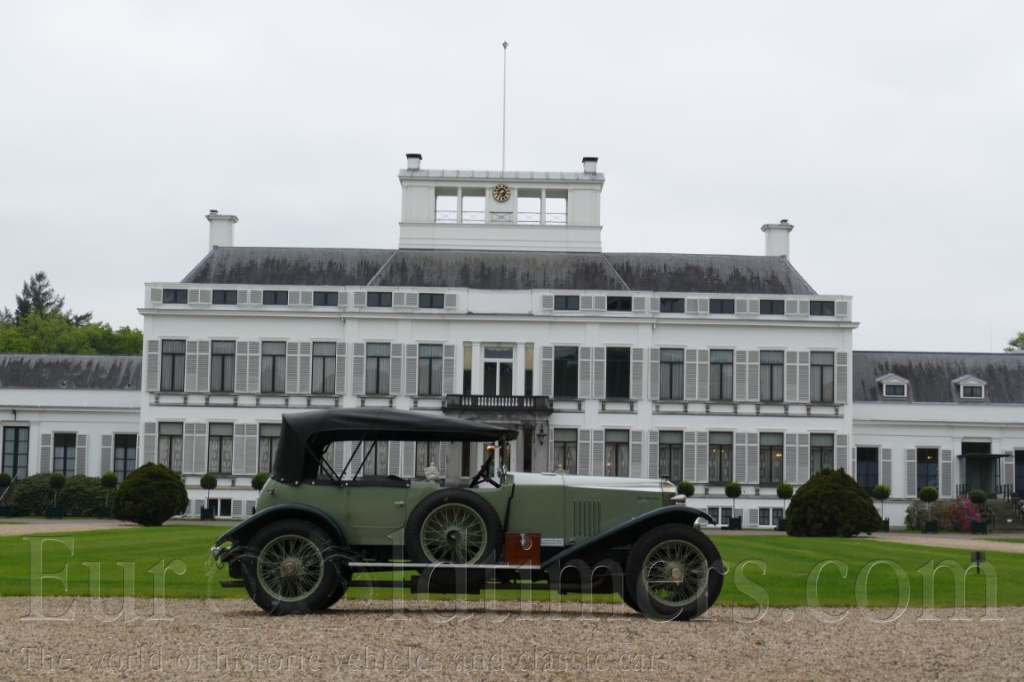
[59,475,105,516]
[786,468,882,537]
[776,483,794,518]
[968,489,988,506]
[251,473,269,490]
[11,474,54,516]
[200,473,218,506]
[918,486,939,504]
[49,472,66,505]
[101,471,118,506]
[676,481,695,497]
[112,463,188,527]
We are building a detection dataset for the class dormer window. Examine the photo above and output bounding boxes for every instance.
[953,375,986,400]
[877,373,909,399]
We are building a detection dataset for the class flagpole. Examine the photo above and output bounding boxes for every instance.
[502,41,508,173]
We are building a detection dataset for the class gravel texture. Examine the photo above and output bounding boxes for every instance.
[2,598,1019,681]
[3,522,1021,680]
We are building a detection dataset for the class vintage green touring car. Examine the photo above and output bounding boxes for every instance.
[211,408,723,619]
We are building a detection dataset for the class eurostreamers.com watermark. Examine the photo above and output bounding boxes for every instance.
[19,644,670,675]
[18,534,1002,624]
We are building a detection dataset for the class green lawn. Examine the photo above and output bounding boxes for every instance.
[0,526,1016,609]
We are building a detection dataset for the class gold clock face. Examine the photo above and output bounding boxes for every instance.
[492,184,511,202]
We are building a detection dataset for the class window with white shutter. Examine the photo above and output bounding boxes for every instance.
[75,434,87,475]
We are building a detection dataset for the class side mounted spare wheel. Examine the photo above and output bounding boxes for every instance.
[405,489,502,565]
[625,524,723,621]
[242,519,345,615]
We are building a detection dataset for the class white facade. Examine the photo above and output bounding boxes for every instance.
[4,156,1022,528]
[0,355,141,485]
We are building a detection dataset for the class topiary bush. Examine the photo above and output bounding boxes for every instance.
[968,489,988,506]
[251,472,269,490]
[112,463,189,526]
[59,475,105,516]
[776,483,794,516]
[101,471,119,506]
[786,468,882,537]
[49,472,66,505]
[676,480,695,497]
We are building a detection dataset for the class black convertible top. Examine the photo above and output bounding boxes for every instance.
[272,408,517,481]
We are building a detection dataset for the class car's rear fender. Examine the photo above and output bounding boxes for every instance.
[539,505,714,572]
[213,503,350,550]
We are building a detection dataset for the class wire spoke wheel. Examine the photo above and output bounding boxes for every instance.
[641,539,708,607]
[256,534,326,602]
[420,503,488,564]
[625,524,723,621]
[243,520,341,614]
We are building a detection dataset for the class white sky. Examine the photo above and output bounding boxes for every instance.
[2,1,1022,352]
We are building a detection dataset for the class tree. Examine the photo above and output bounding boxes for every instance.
[1007,331,1024,352]
[0,271,142,355]
[724,482,742,517]
[49,472,66,506]
[200,473,218,508]
[776,483,794,518]
[1,272,91,326]
[251,473,269,491]
[919,486,939,519]
[101,471,119,507]
[872,484,891,520]
[676,481,695,497]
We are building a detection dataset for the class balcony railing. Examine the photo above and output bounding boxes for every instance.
[443,395,552,412]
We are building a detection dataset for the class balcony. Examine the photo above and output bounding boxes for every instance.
[443,395,552,413]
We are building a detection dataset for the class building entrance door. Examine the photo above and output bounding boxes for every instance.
[962,442,997,496]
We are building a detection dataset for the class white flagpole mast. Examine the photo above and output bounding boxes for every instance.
[502,41,508,173]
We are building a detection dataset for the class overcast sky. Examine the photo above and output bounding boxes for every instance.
[2,1,1022,352]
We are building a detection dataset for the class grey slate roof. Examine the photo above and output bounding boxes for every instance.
[0,354,142,390]
[181,247,817,294]
[181,248,397,287]
[853,351,1024,404]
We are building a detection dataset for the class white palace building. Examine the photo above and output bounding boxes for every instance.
[2,154,1023,526]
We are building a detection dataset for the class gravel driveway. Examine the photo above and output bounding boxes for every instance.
[3,523,1020,680]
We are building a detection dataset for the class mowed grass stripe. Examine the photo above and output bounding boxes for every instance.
[0,527,1018,608]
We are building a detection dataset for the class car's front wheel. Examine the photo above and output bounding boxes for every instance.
[624,524,723,621]
[242,519,344,615]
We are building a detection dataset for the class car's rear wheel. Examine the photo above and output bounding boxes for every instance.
[242,519,343,615]
[625,524,723,621]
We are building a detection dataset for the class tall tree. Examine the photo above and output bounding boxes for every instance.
[2,271,91,325]
[1008,331,1024,352]
[0,272,141,355]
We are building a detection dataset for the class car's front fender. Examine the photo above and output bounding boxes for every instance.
[539,505,714,572]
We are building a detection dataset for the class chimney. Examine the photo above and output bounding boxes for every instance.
[761,219,793,259]
[582,156,598,174]
[207,210,239,251]
[406,153,422,171]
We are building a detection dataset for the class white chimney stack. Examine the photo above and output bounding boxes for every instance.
[762,219,793,259]
[406,153,422,171]
[207,210,238,251]
[582,156,598,174]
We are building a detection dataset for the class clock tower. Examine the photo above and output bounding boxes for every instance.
[398,154,604,253]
